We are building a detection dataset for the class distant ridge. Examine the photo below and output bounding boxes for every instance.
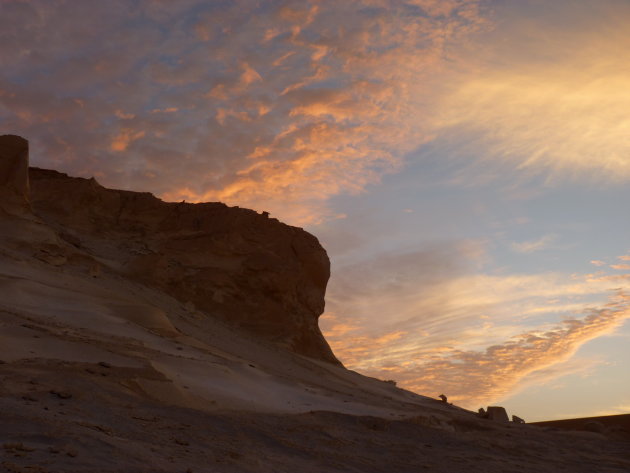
[532,413,630,440]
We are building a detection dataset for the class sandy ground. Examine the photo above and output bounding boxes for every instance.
[1,358,630,473]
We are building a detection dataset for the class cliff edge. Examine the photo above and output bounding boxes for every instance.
[1,134,339,365]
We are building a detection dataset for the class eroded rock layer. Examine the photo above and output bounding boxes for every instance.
[28,167,338,364]
[0,135,338,364]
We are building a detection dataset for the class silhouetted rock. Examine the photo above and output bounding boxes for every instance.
[512,415,525,424]
[485,406,509,422]
[28,167,340,365]
[0,134,29,213]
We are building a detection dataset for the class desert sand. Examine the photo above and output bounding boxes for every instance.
[1,135,629,472]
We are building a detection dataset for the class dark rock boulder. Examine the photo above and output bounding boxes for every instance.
[485,406,509,422]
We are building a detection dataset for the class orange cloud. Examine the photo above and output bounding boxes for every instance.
[115,110,135,119]
[239,63,262,86]
[151,107,178,114]
[110,129,145,152]
[148,1,488,224]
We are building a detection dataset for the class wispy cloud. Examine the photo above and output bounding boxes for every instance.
[432,1,630,185]
[511,234,556,254]
[400,296,630,406]
[322,244,630,407]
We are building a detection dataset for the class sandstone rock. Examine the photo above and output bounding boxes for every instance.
[0,135,29,213]
[28,167,340,365]
[485,406,509,422]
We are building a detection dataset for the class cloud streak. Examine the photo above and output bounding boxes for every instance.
[399,295,630,406]
[432,1,630,185]
[322,245,630,407]
[511,234,556,254]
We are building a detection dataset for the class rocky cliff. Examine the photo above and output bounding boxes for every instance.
[1,134,339,365]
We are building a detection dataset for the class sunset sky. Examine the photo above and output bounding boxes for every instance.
[2,0,630,421]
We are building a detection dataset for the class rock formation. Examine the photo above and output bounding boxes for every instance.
[2,135,339,365]
[485,406,510,422]
[0,134,30,213]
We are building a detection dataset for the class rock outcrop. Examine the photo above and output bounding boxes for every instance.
[1,135,339,365]
[29,168,339,364]
[485,406,509,422]
[0,135,30,213]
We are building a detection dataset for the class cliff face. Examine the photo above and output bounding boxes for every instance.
[0,135,339,365]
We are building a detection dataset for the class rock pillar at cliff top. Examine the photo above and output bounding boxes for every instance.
[0,135,29,213]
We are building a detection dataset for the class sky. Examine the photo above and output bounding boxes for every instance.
[2,0,630,421]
